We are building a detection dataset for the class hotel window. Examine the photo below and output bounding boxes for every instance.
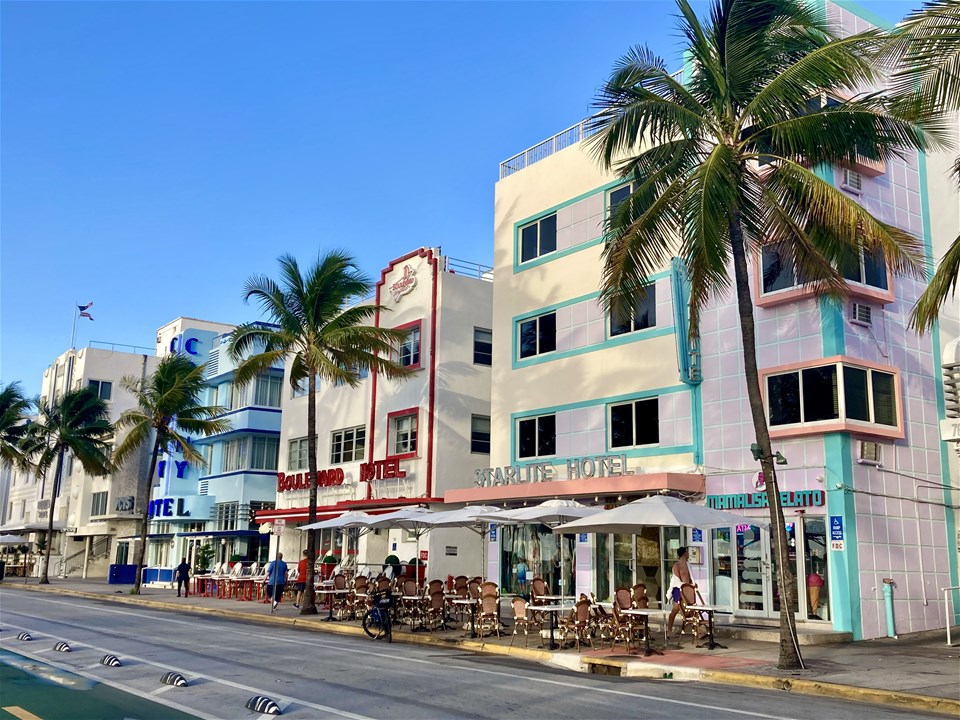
[250,436,279,470]
[390,413,418,457]
[610,286,657,336]
[608,182,639,214]
[288,437,310,471]
[473,328,492,366]
[767,362,897,428]
[520,213,557,263]
[228,382,245,410]
[222,438,248,472]
[331,426,366,464]
[334,365,369,387]
[517,414,556,459]
[293,374,321,397]
[200,444,213,472]
[88,380,112,401]
[761,243,809,294]
[518,312,557,359]
[254,373,282,407]
[90,491,108,517]
[839,246,888,291]
[398,324,421,369]
[471,415,491,454]
[609,398,659,448]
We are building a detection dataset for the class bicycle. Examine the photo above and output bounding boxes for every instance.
[362,589,394,642]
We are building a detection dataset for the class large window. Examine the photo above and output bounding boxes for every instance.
[473,328,492,366]
[390,412,418,457]
[398,324,421,369]
[762,243,887,295]
[254,374,282,407]
[840,247,888,290]
[518,312,557,359]
[518,414,556,459]
[334,365,369,387]
[88,380,112,400]
[331,426,366,464]
[471,415,491,454]
[293,374,321,397]
[767,362,897,428]
[288,437,310,471]
[90,491,108,517]
[610,286,657,336]
[520,214,557,263]
[250,436,279,470]
[609,398,660,448]
[222,438,248,472]
[608,182,639,214]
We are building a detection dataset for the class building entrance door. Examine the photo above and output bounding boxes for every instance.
[733,522,808,620]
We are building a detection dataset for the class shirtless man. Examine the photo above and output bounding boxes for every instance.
[667,546,692,635]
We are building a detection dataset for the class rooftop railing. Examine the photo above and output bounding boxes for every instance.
[89,340,156,355]
[499,116,601,179]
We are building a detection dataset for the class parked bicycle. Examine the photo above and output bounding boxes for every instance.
[362,589,394,642]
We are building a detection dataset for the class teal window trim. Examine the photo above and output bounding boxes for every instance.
[511,272,673,369]
[512,177,639,274]
[510,445,696,467]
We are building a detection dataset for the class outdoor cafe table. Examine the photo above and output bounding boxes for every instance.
[620,608,664,657]
[452,598,478,638]
[688,604,726,649]
[316,588,351,622]
[537,603,575,650]
[401,595,429,632]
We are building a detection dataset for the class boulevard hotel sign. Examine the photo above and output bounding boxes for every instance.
[277,459,407,492]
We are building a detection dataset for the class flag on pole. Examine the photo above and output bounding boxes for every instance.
[78,302,94,321]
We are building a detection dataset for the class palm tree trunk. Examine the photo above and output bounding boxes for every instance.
[132,436,162,595]
[729,214,804,671]
[300,371,319,615]
[39,449,65,585]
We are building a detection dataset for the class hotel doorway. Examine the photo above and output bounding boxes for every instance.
[594,527,681,606]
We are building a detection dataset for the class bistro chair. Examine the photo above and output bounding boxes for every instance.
[589,593,616,648]
[467,580,482,600]
[530,577,547,605]
[558,596,594,652]
[610,602,644,652]
[424,591,447,631]
[678,583,709,645]
[631,583,650,609]
[477,593,501,639]
[614,587,633,611]
[509,597,540,647]
[427,579,445,596]
[453,575,468,593]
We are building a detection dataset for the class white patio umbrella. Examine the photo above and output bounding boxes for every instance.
[0,534,27,545]
[418,505,501,580]
[366,507,436,580]
[299,510,377,531]
[553,495,768,535]
[487,499,602,600]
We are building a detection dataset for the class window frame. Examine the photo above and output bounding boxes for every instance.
[330,425,366,464]
[609,285,657,337]
[473,327,492,366]
[90,491,108,517]
[470,414,491,454]
[395,320,423,370]
[517,312,557,360]
[387,408,419,460]
[253,373,282,407]
[517,413,556,460]
[287,436,311,471]
[250,435,280,471]
[762,356,902,440]
[608,397,660,449]
[88,380,112,401]
[222,437,249,472]
[519,213,558,264]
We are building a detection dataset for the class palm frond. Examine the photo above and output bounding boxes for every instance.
[910,232,960,332]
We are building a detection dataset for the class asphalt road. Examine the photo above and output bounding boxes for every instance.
[0,590,944,720]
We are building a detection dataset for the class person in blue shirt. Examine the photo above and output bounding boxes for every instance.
[265,553,288,610]
[175,558,191,598]
[515,557,529,597]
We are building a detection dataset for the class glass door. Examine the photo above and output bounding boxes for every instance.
[612,533,634,591]
[736,525,769,615]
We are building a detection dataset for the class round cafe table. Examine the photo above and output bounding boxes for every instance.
[537,603,574,650]
[316,589,351,622]
[452,598,479,638]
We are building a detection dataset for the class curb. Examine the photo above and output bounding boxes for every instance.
[4,583,957,716]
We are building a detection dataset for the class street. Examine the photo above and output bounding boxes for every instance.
[0,590,946,720]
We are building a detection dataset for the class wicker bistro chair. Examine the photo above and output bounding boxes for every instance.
[477,593,501,639]
[453,575,468,594]
[424,591,448,631]
[467,580,482,601]
[609,603,645,652]
[530,577,547,605]
[631,584,650,609]
[509,597,541,647]
[678,583,709,645]
[399,579,423,627]
[426,579,445,596]
[558,597,595,652]
[589,594,617,648]
[613,587,633,611]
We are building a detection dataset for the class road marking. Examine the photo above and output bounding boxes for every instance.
[2,707,43,720]
[0,620,375,720]
[3,597,798,720]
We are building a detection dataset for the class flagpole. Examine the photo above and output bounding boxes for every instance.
[70,301,79,350]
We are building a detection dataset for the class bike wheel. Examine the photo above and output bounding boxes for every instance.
[362,609,385,640]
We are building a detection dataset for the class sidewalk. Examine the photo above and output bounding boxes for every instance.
[2,577,958,717]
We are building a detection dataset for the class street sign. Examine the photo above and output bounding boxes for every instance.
[830,515,843,541]
[419,550,428,561]
[272,519,286,536]
[831,540,845,551]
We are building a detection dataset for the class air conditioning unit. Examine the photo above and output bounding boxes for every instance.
[842,168,863,193]
[858,440,882,466]
[850,302,872,326]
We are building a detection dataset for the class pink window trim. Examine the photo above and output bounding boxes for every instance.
[394,319,423,371]
[752,251,895,308]
[386,407,419,460]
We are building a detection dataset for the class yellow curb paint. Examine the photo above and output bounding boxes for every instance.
[7,583,958,716]
[3,706,44,720]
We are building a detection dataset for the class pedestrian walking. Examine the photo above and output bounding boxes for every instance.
[265,553,288,611]
[667,546,692,636]
[175,557,191,598]
[294,550,308,609]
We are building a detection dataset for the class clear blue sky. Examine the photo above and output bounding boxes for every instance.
[1,0,917,397]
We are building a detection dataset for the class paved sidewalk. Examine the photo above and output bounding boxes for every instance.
[2,577,958,716]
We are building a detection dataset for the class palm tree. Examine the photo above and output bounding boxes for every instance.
[589,0,936,669]
[113,353,230,595]
[20,388,113,584]
[228,251,410,615]
[0,381,33,465]
[887,0,960,332]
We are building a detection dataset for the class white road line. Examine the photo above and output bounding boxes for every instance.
[0,619,375,720]
[3,596,799,720]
